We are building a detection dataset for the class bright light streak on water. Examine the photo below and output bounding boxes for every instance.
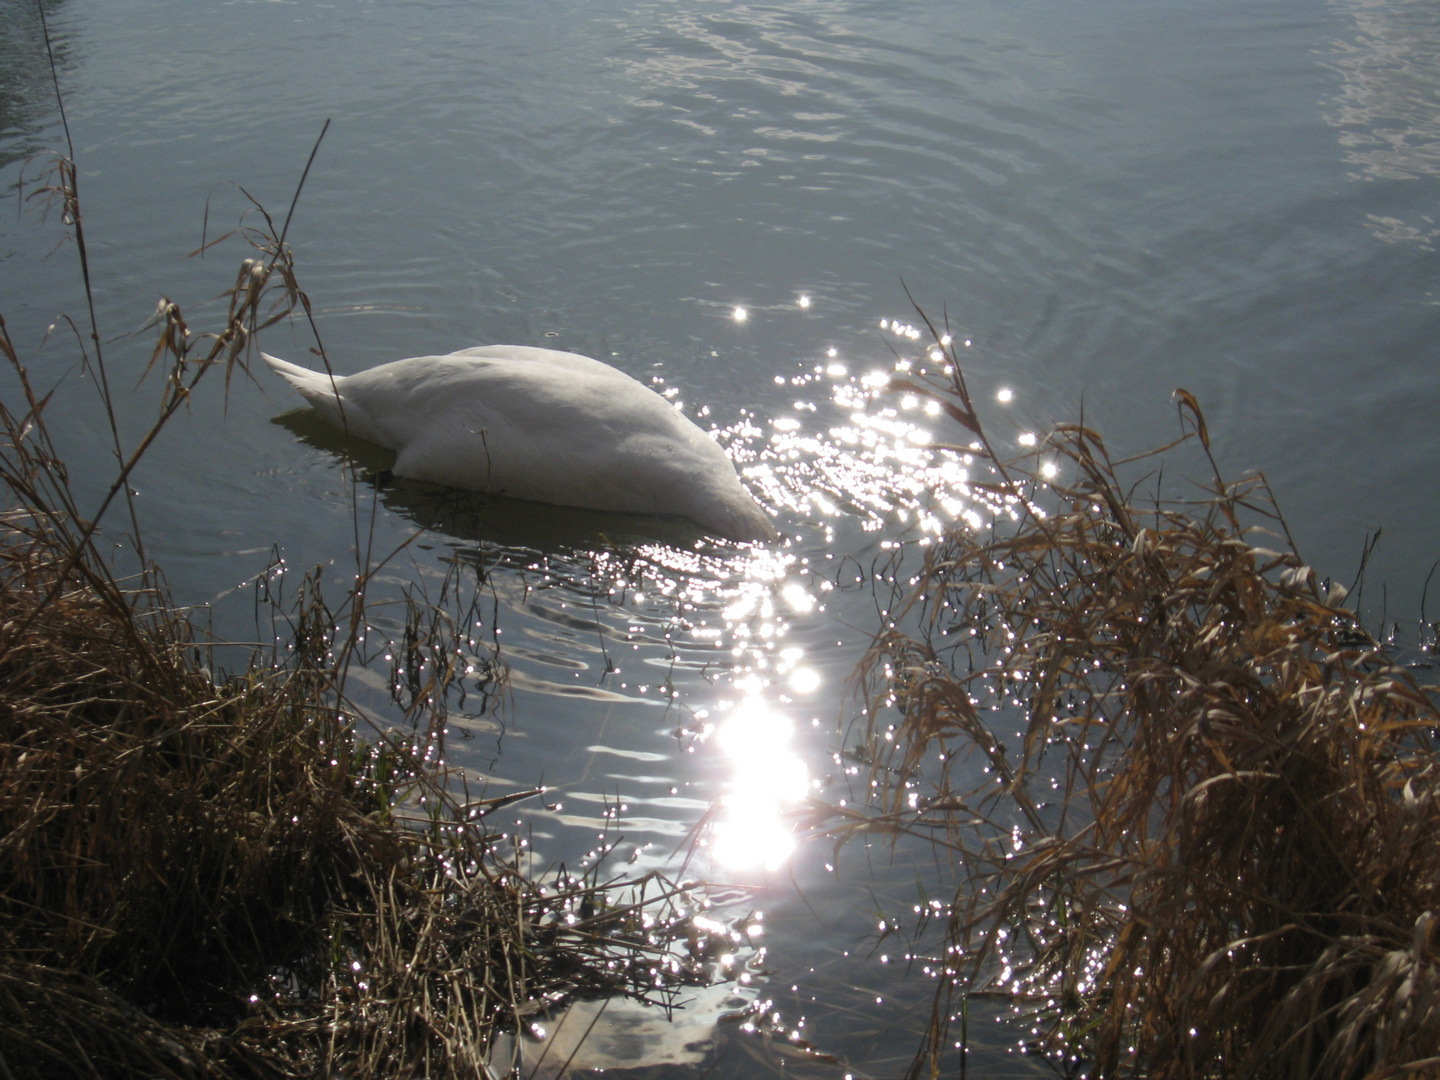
[710,696,809,872]
[633,339,1022,879]
[780,581,815,613]
[788,667,820,694]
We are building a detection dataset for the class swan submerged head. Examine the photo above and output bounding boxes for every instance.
[263,346,777,544]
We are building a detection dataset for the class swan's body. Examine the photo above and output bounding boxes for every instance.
[263,346,775,542]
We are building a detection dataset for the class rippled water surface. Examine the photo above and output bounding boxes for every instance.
[3,0,1439,1074]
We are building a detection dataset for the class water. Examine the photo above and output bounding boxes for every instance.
[3,0,1439,1073]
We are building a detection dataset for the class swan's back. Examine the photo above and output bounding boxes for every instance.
[263,347,776,542]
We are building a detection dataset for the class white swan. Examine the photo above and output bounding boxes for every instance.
[263,346,776,542]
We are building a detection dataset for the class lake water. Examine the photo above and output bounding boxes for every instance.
[3,0,1439,1074]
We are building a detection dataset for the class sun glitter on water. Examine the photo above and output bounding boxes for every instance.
[685,315,1035,874]
[708,692,810,872]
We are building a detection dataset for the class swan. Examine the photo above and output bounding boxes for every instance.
[262,346,776,542]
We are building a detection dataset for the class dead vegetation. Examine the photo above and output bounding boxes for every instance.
[0,507,699,1080]
[0,112,709,1076]
[840,324,1440,1079]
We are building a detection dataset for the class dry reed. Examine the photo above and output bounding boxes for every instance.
[0,514,702,1079]
[0,100,709,1075]
[839,320,1440,1080]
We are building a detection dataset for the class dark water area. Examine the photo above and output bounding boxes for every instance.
[2,0,1439,1074]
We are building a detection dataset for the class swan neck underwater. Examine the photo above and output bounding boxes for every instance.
[263,346,776,543]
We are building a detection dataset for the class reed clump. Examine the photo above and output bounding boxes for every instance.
[844,330,1440,1079]
[0,133,704,1076]
[0,511,697,1079]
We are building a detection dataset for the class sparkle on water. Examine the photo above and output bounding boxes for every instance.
[522,318,1028,876]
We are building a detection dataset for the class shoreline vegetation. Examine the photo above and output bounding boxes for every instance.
[831,323,1440,1079]
[0,494,700,1079]
[0,134,714,1078]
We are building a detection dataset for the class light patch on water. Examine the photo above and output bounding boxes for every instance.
[1326,0,1440,247]
[780,581,815,613]
[734,345,1008,541]
[493,982,755,1078]
[709,696,809,872]
[788,666,820,694]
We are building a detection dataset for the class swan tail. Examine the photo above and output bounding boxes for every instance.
[263,352,335,396]
[263,354,396,447]
[261,352,354,427]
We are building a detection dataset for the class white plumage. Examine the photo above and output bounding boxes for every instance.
[263,346,776,542]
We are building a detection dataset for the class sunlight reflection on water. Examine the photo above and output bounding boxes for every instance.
[497,319,1026,879]
[709,694,810,871]
[1326,0,1440,247]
